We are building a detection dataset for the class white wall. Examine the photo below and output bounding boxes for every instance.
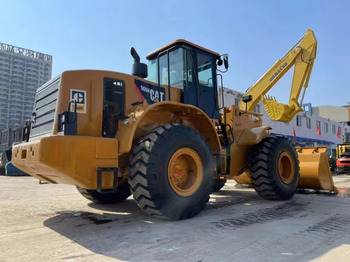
[222,88,348,150]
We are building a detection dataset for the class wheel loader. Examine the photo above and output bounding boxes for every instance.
[12,29,335,220]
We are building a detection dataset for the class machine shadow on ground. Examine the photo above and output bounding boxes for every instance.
[43,189,262,260]
[42,186,350,261]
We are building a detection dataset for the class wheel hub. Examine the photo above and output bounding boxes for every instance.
[171,156,189,188]
[278,152,295,184]
[168,148,203,197]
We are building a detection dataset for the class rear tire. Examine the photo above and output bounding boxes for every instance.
[212,179,227,192]
[77,180,131,204]
[128,124,213,220]
[249,135,299,200]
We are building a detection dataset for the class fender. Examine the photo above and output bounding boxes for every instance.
[236,126,271,146]
[229,126,271,177]
[117,101,221,155]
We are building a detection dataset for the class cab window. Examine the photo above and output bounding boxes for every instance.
[169,48,184,89]
[147,48,185,89]
[197,52,214,88]
[147,59,157,83]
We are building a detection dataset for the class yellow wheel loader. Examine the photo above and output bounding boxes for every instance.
[12,29,335,220]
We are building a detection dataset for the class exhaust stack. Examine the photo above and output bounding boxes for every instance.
[131,47,148,78]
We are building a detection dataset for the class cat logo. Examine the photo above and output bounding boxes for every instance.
[70,89,86,113]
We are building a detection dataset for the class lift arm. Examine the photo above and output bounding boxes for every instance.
[239,29,317,122]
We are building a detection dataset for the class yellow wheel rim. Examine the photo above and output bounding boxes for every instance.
[278,152,295,184]
[168,148,203,197]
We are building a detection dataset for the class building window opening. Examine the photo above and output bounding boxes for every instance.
[253,104,260,113]
[234,98,240,106]
[324,122,328,133]
[296,115,302,127]
[316,120,321,132]
[306,118,311,129]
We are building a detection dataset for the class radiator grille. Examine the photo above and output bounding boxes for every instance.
[30,77,60,137]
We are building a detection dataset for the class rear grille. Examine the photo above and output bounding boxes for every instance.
[30,77,60,137]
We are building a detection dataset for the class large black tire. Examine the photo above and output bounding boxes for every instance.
[77,180,131,204]
[249,135,299,200]
[212,179,227,192]
[128,124,213,220]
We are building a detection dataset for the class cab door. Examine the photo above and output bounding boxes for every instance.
[183,49,219,119]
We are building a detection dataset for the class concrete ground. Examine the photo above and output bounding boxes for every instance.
[0,175,350,262]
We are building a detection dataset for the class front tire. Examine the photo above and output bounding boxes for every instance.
[128,124,213,220]
[249,135,299,200]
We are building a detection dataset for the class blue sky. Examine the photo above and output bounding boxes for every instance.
[1,0,349,106]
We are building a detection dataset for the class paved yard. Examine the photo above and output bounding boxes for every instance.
[0,175,349,261]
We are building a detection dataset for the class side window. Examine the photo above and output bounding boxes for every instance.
[197,52,214,87]
[147,59,157,83]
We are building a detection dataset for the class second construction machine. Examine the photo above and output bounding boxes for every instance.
[12,29,335,220]
[336,132,350,174]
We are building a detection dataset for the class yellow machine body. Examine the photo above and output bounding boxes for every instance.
[12,136,118,189]
[12,69,222,189]
[336,144,350,158]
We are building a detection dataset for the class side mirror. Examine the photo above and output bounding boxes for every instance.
[242,95,252,103]
[223,54,229,70]
[240,95,253,115]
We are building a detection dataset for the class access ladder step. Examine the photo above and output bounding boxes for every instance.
[97,167,118,193]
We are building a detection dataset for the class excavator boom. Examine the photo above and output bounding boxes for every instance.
[239,29,317,122]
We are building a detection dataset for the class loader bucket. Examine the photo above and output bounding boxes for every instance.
[262,96,302,123]
[296,147,337,191]
[233,172,252,184]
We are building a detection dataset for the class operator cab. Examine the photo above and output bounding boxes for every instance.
[146,40,225,119]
